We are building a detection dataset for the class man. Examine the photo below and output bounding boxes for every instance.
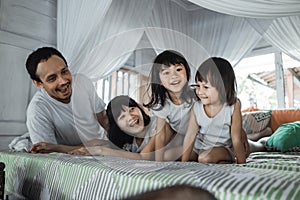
[25,47,109,153]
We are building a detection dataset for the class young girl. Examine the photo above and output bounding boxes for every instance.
[144,50,196,161]
[181,57,246,164]
[69,95,158,160]
[107,95,155,153]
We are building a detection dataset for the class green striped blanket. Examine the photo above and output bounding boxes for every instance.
[0,151,299,200]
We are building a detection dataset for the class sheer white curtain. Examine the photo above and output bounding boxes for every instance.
[188,9,263,66]
[57,0,155,80]
[263,16,300,62]
[144,0,267,76]
[57,0,112,65]
[57,0,300,80]
[188,0,300,18]
[187,0,300,62]
[145,0,210,74]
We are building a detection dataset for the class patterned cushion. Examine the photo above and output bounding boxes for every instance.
[242,110,272,134]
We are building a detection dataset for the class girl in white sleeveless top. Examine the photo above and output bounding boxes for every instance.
[144,50,197,161]
[182,57,247,164]
[69,95,157,160]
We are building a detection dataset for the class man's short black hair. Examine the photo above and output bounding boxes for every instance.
[25,47,68,82]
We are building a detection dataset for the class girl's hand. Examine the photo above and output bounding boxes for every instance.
[83,139,110,147]
[68,146,105,156]
[68,147,92,155]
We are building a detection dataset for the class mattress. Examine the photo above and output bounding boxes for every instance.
[0,151,299,200]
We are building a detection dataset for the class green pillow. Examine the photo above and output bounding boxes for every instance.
[266,121,300,152]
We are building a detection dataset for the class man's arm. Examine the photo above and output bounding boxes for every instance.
[29,142,83,154]
[96,110,110,132]
[27,106,86,154]
[30,139,111,154]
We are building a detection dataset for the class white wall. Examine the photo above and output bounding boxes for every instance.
[0,0,57,150]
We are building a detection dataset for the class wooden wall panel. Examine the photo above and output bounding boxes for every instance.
[0,0,56,150]
[0,136,18,151]
[0,0,57,44]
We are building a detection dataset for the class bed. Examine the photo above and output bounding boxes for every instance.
[0,151,299,200]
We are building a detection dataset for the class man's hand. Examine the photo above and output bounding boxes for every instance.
[29,142,58,153]
[29,142,82,154]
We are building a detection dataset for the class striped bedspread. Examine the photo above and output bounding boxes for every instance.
[0,151,299,200]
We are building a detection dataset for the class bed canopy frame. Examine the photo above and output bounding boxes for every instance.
[57,0,300,107]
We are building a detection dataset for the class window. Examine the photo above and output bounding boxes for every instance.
[94,68,149,104]
[235,53,300,109]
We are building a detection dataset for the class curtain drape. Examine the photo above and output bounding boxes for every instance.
[57,0,112,65]
[263,16,300,62]
[188,0,300,18]
[188,9,263,66]
[57,0,300,81]
[57,0,155,80]
[187,0,300,62]
[145,0,262,71]
[145,0,207,73]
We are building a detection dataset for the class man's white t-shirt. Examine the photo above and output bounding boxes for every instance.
[26,74,107,145]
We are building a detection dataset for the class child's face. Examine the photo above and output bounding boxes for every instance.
[159,64,187,95]
[116,106,145,138]
[195,79,221,106]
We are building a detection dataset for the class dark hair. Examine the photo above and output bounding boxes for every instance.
[144,50,196,109]
[195,57,237,105]
[124,185,217,200]
[25,47,68,82]
[107,95,151,149]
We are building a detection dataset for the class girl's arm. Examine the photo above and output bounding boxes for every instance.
[69,146,154,160]
[140,133,156,154]
[231,101,246,164]
[182,110,199,162]
[83,139,111,147]
[69,134,157,160]
[155,117,173,161]
[100,147,154,160]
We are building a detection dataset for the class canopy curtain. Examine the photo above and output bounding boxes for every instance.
[263,16,300,62]
[57,0,300,81]
[57,0,112,66]
[57,0,155,80]
[144,0,207,74]
[187,0,300,62]
[188,0,300,18]
[188,9,263,66]
[145,0,264,72]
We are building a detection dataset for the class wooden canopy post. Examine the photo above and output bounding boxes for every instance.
[275,51,285,108]
[286,70,294,108]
